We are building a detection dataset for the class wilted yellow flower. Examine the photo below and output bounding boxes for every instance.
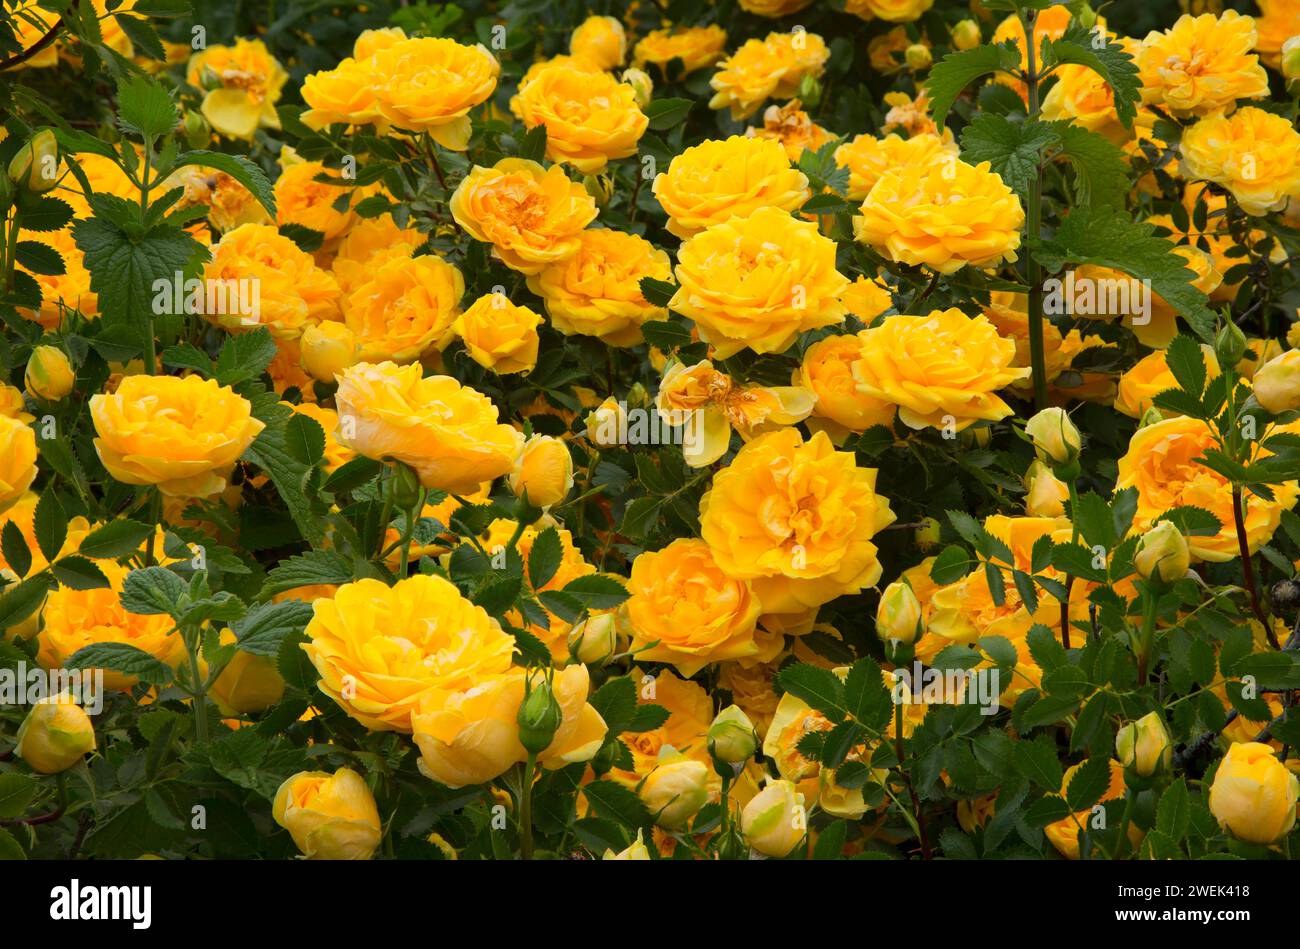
[341,254,464,363]
[570,15,626,69]
[834,131,957,201]
[274,160,358,244]
[453,293,541,375]
[1180,106,1300,216]
[15,695,95,774]
[1118,415,1299,562]
[272,768,382,860]
[626,538,762,676]
[203,223,341,337]
[527,228,671,346]
[709,31,829,120]
[302,574,516,732]
[634,25,728,77]
[450,159,597,274]
[653,135,810,239]
[746,100,834,162]
[90,375,264,498]
[334,361,522,494]
[853,309,1029,431]
[38,560,185,690]
[1209,741,1300,843]
[700,428,895,616]
[510,62,647,172]
[794,334,896,442]
[186,38,288,140]
[855,159,1024,273]
[373,38,499,148]
[669,206,847,358]
[1136,11,1269,116]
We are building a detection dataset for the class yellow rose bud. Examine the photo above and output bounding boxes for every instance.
[272,768,383,859]
[300,321,359,383]
[639,751,710,829]
[1024,459,1068,517]
[24,345,74,401]
[585,397,627,447]
[516,672,563,755]
[208,629,286,716]
[453,293,542,375]
[1283,36,1300,84]
[1209,741,1300,844]
[740,779,806,857]
[1024,407,1082,469]
[509,434,573,509]
[707,704,758,765]
[1116,711,1173,782]
[876,580,923,647]
[952,19,981,50]
[1252,350,1300,414]
[581,173,614,208]
[905,43,932,71]
[8,128,59,194]
[602,829,651,860]
[620,67,654,110]
[1133,520,1191,585]
[15,694,95,774]
[567,612,617,666]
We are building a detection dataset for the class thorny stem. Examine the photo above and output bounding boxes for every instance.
[519,753,536,860]
[895,700,931,860]
[1020,9,1049,411]
[1233,486,1276,646]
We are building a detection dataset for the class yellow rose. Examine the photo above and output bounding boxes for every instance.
[164,166,269,234]
[302,574,516,733]
[652,135,810,239]
[450,158,597,274]
[1254,350,1300,414]
[300,59,385,131]
[186,38,287,140]
[844,0,934,22]
[855,158,1024,273]
[1115,346,1221,419]
[746,100,835,162]
[794,333,897,441]
[1180,106,1300,216]
[669,206,847,358]
[15,695,95,774]
[607,667,715,788]
[739,0,813,17]
[634,25,727,77]
[603,830,651,860]
[852,308,1029,431]
[839,275,893,322]
[1117,415,1299,562]
[203,223,341,338]
[1136,11,1269,117]
[299,321,360,383]
[639,750,711,829]
[1254,0,1300,70]
[510,63,647,172]
[509,434,573,509]
[527,228,671,346]
[1045,760,1132,859]
[371,38,499,149]
[341,253,464,363]
[38,560,185,690]
[834,131,957,202]
[709,31,830,120]
[206,629,286,716]
[570,15,626,69]
[90,375,265,498]
[289,403,356,472]
[273,160,358,243]
[272,768,382,860]
[699,428,895,616]
[1209,741,1300,844]
[17,226,97,328]
[452,293,541,375]
[625,538,762,676]
[740,779,806,856]
[1024,459,1068,518]
[24,345,73,401]
[412,664,607,788]
[1239,337,1284,380]
[334,361,522,494]
[1041,61,1130,145]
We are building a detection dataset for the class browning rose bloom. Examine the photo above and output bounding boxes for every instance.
[90,375,265,498]
[699,428,895,616]
[855,158,1024,273]
[709,31,829,120]
[334,361,522,493]
[626,538,763,676]
[668,206,847,358]
[634,25,727,77]
[450,158,597,274]
[653,135,810,239]
[1136,11,1269,117]
[1117,415,1299,562]
[527,228,672,346]
[509,62,647,172]
[341,253,465,362]
[852,309,1029,431]
[834,131,957,201]
[302,574,516,732]
[453,292,541,374]
[1180,106,1300,216]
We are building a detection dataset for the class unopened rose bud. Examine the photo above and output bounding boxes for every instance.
[15,694,95,774]
[567,612,617,665]
[391,460,423,511]
[1214,320,1248,369]
[640,749,710,829]
[1252,350,1300,414]
[509,434,573,509]
[1137,405,1165,428]
[620,67,653,110]
[182,111,210,149]
[905,44,932,71]
[1282,35,1300,84]
[1024,407,1082,475]
[8,128,59,194]
[1115,711,1172,785]
[708,704,758,766]
[876,580,923,649]
[24,345,74,401]
[516,673,563,755]
[1023,459,1067,517]
[1134,520,1190,585]
[300,321,358,383]
[798,74,821,109]
[740,779,806,857]
[272,768,382,860]
[582,173,614,208]
[951,19,981,51]
[585,397,626,448]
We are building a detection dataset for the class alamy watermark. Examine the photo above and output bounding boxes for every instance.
[151,270,261,323]
[0,662,104,715]
[1043,270,1151,325]
[891,662,1001,716]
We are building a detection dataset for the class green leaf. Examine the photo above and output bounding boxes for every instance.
[812,820,848,860]
[1,522,31,579]
[120,566,184,616]
[583,779,651,828]
[0,774,37,819]
[214,328,277,385]
[528,526,562,591]
[33,487,67,564]
[930,544,975,584]
[284,412,325,467]
[1155,506,1221,537]
[17,196,74,233]
[263,551,354,598]
[1070,490,1115,550]
[1032,205,1217,341]
[558,574,629,612]
[1156,777,1190,840]
[14,240,64,276]
[77,519,153,559]
[1065,756,1112,811]
[1043,22,1141,127]
[776,663,846,723]
[65,641,174,686]
[1013,733,1064,790]
[843,657,892,733]
[242,413,325,547]
[960,115,1057,200]
[639,276,676,308]
[1048,121,1129,209]
[926,41,1022,128]
[1164,334,1208,397]
[51,555,110,590]
[644,97,692,131]
[516,125,547,163]
[172,150,276,218]
[231,599,315,656]
[116,74,179,139]
[0,574,51,630]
